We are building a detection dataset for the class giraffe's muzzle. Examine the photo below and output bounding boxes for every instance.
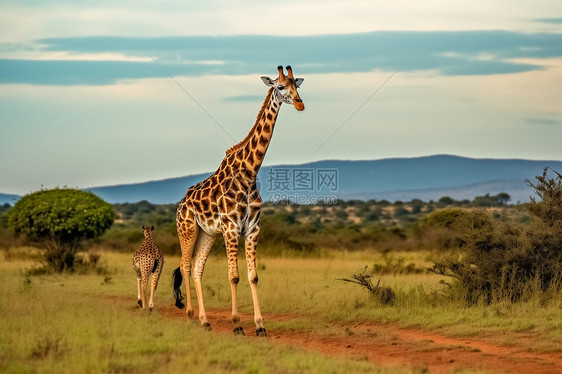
[293,98,305,111]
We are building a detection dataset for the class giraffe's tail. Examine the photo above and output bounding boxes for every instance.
[151,259,159,274]
[172,267,185,309]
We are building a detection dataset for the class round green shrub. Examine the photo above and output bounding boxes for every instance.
[8,188,115,271]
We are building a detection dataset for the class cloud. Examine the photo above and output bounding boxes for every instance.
[526,117,562,126]
[535,18,562,24]
[0,31,560,85]
[223,95,264,102]
[0,59,217,85]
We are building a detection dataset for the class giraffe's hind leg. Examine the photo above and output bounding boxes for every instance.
[177,209,199,319]
[137,278,143,308]
[148,257,163,311]
[134,263,143,308]
[140,271,149,310]
[245,226,266,337]
[192,230,216,329]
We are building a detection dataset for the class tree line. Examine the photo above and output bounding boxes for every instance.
[1,170,561,304]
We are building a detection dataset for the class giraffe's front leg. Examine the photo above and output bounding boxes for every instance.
[223,226,244,335]
[245,227,266,337]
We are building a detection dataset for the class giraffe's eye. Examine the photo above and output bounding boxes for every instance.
[277,85,285,90]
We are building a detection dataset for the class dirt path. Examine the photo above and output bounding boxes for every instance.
[159,305,562,374]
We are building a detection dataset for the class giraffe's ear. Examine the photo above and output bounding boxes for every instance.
[295,78,304,88]
[142,226,145,230]
[151,226,154,231]
[261,76,275,87]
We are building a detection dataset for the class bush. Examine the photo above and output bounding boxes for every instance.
[338,268,396,305]
[430,211,527,302]
[413,208,466,250]
[258,211,318,256]
[371,253,426,275]
[7,188,115,272]
[430,169,562,303]
[523,168,562,290]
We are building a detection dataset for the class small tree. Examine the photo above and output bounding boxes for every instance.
[525,168,562,227]
[472,192,511,207]
[496,193,511,206]
[8,188,115,272]
[438,196,454,207]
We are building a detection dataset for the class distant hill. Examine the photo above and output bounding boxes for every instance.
[0,193,20,205]
[83,155,562,204]
[2,155,561,205]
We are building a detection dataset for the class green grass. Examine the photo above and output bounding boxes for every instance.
[0,252,402,374]
[220,249,561,350]
[1,248,561,373]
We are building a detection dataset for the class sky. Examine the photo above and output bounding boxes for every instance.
[1,0,561,196]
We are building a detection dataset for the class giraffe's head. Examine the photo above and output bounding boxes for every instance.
[261,65,304,111]
[142,226,154,238]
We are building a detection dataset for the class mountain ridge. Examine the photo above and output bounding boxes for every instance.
[2,155,561,205]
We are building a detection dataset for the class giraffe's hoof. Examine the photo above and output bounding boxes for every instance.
[138,300,143,308]
[233,326,245,336]
[149,307,153,312]
[202,322,212,331]
[187,309,194,318]
[256,328,267,337]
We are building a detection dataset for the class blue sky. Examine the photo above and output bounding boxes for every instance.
[1,1,561,195]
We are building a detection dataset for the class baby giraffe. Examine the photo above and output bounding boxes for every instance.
[133,226,164,311]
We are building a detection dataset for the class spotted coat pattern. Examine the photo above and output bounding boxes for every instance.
[133,226,164,310]
[175,66,305,336]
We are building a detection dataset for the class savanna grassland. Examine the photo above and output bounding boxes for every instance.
[0,251,391,374]
[1,249,561,374]
[1,189,562,373]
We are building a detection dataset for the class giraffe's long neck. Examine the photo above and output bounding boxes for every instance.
[224,87,281,180]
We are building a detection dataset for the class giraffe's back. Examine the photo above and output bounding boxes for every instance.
[133,237,164,278]
[177,171,262,237]
[178,176,223,236]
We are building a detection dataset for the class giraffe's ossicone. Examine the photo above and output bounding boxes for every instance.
[133,225,164,311]
[172,66,305,337]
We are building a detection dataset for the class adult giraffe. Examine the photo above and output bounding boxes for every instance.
[172,66,305,336]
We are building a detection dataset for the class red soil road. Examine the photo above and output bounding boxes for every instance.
[159,305,562,374]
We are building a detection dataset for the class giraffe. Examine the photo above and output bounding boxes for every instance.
[172,65,305,336]
[133,225,164,311]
